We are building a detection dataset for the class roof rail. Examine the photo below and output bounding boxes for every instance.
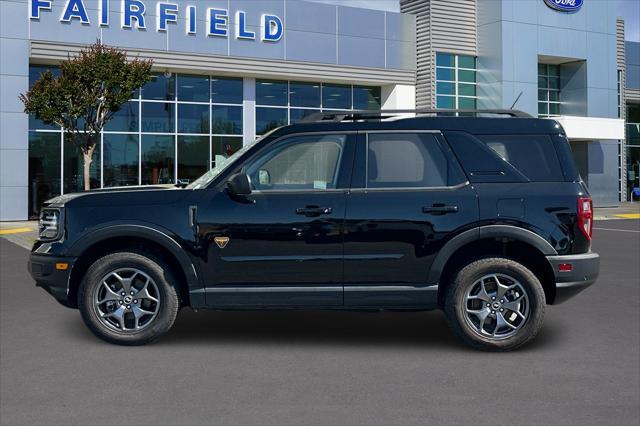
[299,108,532,123]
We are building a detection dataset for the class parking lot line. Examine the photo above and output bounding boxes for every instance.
[614,213,640,219]
[594,227,640,233]
[0,228,33,235]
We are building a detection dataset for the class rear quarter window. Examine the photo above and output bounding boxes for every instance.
[477,135,564,182]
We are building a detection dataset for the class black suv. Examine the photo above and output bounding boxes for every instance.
[29,110,600,351]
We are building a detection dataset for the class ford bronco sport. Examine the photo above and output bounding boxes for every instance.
[29,109,600,351]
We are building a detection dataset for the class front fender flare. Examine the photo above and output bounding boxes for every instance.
[67,222,200,291]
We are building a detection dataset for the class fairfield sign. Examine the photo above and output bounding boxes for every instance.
[29,0,284,42]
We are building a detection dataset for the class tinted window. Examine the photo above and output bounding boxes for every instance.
[177,74,209,102]
[142,135,175,185]
[289,81,321,107]
[477,135,564,182]
[256,79,287,106]
[367,133,456,188]
[103,134,139,187]
[247,135,346,191]
[142,73,175,101]
[322,84,351,109]
[212,77,243,104]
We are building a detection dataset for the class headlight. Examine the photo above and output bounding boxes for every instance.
[39,209,61,240]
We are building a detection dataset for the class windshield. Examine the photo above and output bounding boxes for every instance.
[186,143,252,189]
[186,129,282,189]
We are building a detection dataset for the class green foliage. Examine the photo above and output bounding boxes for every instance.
[20,41,153,190]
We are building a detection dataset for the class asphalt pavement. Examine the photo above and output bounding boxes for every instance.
[1,220,638,425]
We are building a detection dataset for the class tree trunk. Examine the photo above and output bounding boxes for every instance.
[83,145,95,191]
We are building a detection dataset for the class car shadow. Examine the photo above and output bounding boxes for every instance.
[157,308,564,351]
[64,308,564,351]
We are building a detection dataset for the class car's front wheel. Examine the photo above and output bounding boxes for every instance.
[444,257,546,351]
[78,251,179,345]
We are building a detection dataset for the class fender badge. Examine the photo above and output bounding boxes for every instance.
[214,236,230,249]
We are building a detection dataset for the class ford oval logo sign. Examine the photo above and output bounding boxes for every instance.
[544,0,583,13]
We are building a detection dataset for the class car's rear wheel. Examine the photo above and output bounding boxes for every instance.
[78,251,179,345]
[444,257,546,351]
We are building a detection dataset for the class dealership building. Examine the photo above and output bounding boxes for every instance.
[0,0,637,220]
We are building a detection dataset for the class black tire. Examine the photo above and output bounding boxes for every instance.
[78,251,179,346]
[444,257,546,351]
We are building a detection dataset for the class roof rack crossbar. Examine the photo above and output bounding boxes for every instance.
[299,108,532,123]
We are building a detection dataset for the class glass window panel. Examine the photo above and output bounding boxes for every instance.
[458,55,476,69]
[103,134,139,187]
[436,68,455,81]
[458,97,476,109]
[212,77,243,104]
[246,134,346,190]
[538,63,547,75]
[549,91,560,101]
[256,107,288,135]
[538,102,548,116]
[289,81,321,108]
[436,96,455,109]
[538,76,548,88]
[548,64,560,77]
[142,73,175,101]
[458,83,476,97]
[256,79,288,106]
[28,131,61,216]
[178,104,209,134]
[367,133,449,188]
[142,135,175,185]
[177,74,209,102]
[63,136,100,194]
[436,81,455,95]
[322,84,352,109]
[290,108,320,123]
[436,53,455,67]
[212,136,243,168]
[141,102,175,133]
[29,66,61,130]
[212,105,242,135]
[105,101,139,132]
[353,86,381,110]
[549,103,560,115]
[458,69,476,83]
[538,89,548,101]
[548,77,560,90]
[177,135,208,183]
[478,135,564,181]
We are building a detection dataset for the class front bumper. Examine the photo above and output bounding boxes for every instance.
[28,253,77,308]
[546,252,600,304]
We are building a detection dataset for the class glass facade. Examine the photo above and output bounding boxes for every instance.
[435,53,477,110]
[27,66,244,214]
[538,64,561,117]
[626,104,640,201]
[27,65,382,214]
[255,80,381,135]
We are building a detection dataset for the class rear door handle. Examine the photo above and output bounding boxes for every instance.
[296,206,333,217]
[422,204,459,214]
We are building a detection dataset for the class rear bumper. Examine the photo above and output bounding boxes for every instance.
[546,252,600,304]
[28,253,77,308]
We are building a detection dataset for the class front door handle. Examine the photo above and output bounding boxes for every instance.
[422,204,459,215]
[296,206,333,217]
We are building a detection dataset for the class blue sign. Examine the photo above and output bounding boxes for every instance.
[29,0,284,43]
[543,0,583,13]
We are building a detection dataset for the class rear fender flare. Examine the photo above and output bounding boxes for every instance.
[428,225,557,284]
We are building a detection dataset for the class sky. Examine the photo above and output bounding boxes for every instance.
[310,0,640,42]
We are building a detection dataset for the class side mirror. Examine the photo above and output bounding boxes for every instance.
[226,172,252,196]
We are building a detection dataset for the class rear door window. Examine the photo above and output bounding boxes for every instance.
[477,135,563,182]
[366,133,465,188]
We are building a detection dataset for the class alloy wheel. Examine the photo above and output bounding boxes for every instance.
[463,273,530,340]
[93,268,161,332]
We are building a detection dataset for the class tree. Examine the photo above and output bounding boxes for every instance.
[20,41,153,191]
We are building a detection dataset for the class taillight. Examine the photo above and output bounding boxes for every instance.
[577,197,593,240]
